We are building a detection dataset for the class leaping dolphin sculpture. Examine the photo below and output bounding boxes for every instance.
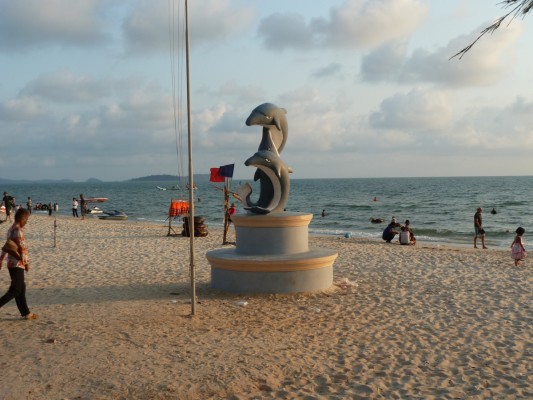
[238,103,291,214]
[245,102,288,153]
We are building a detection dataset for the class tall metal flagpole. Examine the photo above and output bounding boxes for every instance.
[185,0,196,315]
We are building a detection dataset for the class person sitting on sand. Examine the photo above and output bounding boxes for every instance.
[400,219,416,245]
[382,217,400,243]
[511,227,527,266]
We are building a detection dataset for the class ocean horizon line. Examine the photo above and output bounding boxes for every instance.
[2,174,532,184]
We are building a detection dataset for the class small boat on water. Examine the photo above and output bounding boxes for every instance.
[86,206,103,214]
[98,210,128,221]
[157,184,197,191]
[157,186,180,191]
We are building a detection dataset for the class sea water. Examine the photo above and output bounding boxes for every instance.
[2,176,532,249]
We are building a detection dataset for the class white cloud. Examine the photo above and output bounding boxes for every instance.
[316,0,428,48]
[0,1,532,180]
[258,0,428,51]
[360,19,523,87]
[0,96,48,121]
[257,13,317,51]
[202,80,264,105]
[20,71,113,103]
[0,0,255,55]
[360,41,407,82]
[452,95,533,151]
[364,91,533,156]
[312,63,343,79]
[123,0,255,54]
[401,20,522,87]
[0,0,109,51]
[369,88,453,132]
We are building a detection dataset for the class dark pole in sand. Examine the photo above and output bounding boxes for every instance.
[185,0,196,316]
[223,182,229,245]
[53,218,57,248]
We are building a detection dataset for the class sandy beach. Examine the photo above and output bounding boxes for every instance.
[0,214,531,400]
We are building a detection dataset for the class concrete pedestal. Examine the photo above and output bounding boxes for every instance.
[207,212,337,293]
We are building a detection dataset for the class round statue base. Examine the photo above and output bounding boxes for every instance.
[207,212,338,293]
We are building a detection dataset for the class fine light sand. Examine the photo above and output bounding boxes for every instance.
[0,214,531,400]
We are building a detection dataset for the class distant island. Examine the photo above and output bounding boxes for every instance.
[129,174,180,182]
[0,174,211,184]
[129,174,209,182]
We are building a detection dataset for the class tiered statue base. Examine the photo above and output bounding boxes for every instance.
[207,212,337,293]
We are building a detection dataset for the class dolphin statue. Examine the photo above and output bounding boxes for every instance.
[238,144,290,214]
[238,103,292,214]
[245,103,288,153]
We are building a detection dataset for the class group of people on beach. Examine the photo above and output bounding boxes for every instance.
[379,206,527,266]
[0,196,529,323]
[72,194,88,219]
[473,207,527,265]
[0,191,93,321]
[1,189,91,221]
[381,217,416,245]
[1,191,62,220]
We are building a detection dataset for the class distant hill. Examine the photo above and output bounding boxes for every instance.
[129,174,179,182]
[86,178,103,183]
[129,174,210,182]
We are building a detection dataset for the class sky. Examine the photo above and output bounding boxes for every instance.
[0,0,532,181]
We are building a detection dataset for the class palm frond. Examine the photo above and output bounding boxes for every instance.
[450,0,533,59]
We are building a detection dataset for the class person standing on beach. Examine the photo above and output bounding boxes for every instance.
[0,208,38,320]
[2,192,13,222]
[26,197,32,215]
[511,227,527,266]
[474,207,487,249]
[72,197,79,218]
[225,203,236,230]
[80,194,87,220]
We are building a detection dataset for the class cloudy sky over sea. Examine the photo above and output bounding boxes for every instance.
[1,0,532,181]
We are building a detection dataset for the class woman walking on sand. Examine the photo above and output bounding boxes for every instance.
[0,208,38,320]
[474,207,487,249]
[511,227,527,267]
